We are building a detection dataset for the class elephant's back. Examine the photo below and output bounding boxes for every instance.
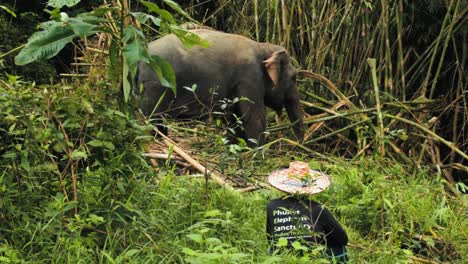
[147,30,261,65]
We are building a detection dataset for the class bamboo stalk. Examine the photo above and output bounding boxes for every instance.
[368,58,385,156]
[421,0,455,97]
[384,114,467,161]
[304,119,370,145]
[429,0,462,99]
[280,0,288,47]
[299,70,357,111]
[253,0,259,41]
[395,0,406,100]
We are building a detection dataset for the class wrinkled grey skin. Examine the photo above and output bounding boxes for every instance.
[137,29,304,146]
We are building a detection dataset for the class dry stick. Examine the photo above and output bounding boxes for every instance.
[142,153,190,167]
[408,256,440,264]
[384,114,468,161]
[154,130,235,191]
[302,101,347,142]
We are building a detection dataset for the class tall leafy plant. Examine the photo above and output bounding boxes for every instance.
[14,0,209,103]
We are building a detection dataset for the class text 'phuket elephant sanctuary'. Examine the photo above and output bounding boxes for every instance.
[137,29,304,146]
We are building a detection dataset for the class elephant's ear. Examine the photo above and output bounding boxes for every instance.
[263,50,286,87]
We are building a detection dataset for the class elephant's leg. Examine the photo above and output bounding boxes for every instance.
[237,100,266,147]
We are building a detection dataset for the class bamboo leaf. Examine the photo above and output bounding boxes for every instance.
[70,150,87,160]
[0,5,16,17]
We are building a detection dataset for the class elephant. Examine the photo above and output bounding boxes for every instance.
[137,29,304,146]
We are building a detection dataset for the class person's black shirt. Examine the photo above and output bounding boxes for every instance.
[266,197,348,249]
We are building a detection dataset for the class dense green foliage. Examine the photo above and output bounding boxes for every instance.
[1,77,466,263]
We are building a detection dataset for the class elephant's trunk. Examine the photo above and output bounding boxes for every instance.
[285,96,304,142]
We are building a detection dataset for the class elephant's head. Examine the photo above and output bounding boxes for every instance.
[263,49,304,141]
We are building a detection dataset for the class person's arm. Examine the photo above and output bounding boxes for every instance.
[318,206,348,247]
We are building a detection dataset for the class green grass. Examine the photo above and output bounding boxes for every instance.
[4,155,466,263]
[1,78,466,263]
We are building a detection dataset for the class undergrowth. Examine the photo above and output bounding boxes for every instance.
[1,79,466,263]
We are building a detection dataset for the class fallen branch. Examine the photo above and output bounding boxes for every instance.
[142,152,184,161]
[155,129,235,191]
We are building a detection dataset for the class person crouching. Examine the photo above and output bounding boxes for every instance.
[266,161,349,262]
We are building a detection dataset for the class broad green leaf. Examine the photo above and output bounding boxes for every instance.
[163,0,191,20]
[81,98,94,114]
[276,237,288,247]
[70,150,87,160]
[186,233,203,244]
[102,141,115,151]
[170,26,210,49]
[123,249,139,257]
[131,12,161,27]
[140,1,174,23]
[0,5,16,17]
[88,214,105,224]
[21,155,30,173]
[76,14,108,26]
[291,241,308,251]
[15,24,75,65]
[87,139,103,147]
[48,0,80,9]
[68,17,99,37]
[122,26,148,78]
[123,60,131,103]
[109,41,120,87]
[2,151,17,159]
[181,247,197,256]
[90,7,116,17]
[383,198,394,209]
[204,209,221,218]
[149,55,176,93]
[122,26,145,44]
[62,202,77,213]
